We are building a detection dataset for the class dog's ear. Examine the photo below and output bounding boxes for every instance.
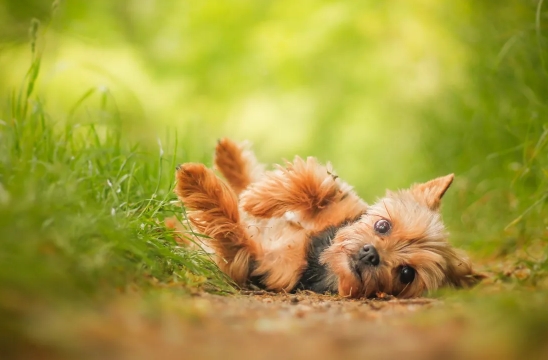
[445,250,486,288]
[411,174,454,211]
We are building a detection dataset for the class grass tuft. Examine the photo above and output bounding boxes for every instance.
[0,21,234,353]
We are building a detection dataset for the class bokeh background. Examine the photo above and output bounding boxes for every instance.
[1,0,546,259]
[2,1,548,358]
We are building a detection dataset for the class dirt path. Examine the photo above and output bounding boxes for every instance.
[29,291,488,360]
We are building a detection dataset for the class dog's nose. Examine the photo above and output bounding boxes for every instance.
[359,244,380,266]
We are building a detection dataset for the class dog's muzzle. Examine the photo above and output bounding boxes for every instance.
[357,244,380,267]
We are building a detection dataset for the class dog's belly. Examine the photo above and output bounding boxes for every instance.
[243,214,312,291]
[243,213,338,294]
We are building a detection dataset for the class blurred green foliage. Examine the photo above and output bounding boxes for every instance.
[419,1,548,255]
[1,0,548,357]
[0,0,471,194]
[0,0,546,286]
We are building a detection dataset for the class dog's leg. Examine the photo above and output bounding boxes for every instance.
[214,138,264,196]
[240,157,367,231]
[175,163,261,285]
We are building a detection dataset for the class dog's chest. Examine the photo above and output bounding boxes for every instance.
[294,226,339,293]
[244,214,339,293]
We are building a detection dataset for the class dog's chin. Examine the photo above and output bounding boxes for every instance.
[348,259,380,297]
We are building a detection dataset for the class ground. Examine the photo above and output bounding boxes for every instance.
[16,288,518,360]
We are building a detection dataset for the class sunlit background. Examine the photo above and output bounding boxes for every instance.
[2,1,548,358]
[1,0,546,253]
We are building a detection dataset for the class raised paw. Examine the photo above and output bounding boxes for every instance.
[240,157,343,217]
[240,156,367,230]
[173,162,259,284]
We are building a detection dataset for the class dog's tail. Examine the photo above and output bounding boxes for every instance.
[214,138,264,196]
[175,163,260,285]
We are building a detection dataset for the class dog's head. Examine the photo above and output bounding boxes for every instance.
[320,174,483,298]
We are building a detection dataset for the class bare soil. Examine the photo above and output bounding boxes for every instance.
[22,290,492,360]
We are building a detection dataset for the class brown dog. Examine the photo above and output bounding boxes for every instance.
[174,138,482,298]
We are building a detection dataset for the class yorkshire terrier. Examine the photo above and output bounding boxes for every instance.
[173,138,482,298]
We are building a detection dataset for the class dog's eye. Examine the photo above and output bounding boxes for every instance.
[400,266,416,284]
[374,219,391,234]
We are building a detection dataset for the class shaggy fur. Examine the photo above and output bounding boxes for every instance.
[173,138,483,298]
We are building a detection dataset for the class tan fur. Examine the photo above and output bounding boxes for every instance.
[320,186,481,298]
[244,216,310,291]
[240,156,367,232]
[174,139,483,298]
[410,174,454,210]
[214,138,264,196]
[174,163,262,285]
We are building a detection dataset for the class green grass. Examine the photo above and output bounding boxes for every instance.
[414,1,548,284]
[0,33,234,354]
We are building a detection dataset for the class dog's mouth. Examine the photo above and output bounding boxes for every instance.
[349,259,382,298]
[352,262,363,282]
[351,258,375,282]
[349,255,379,283]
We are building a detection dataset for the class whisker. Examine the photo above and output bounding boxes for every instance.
[382,200,393,222]
[397,282,411,297]
[400,197,409,211]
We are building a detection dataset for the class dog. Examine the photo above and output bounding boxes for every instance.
[173,138,482,298]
